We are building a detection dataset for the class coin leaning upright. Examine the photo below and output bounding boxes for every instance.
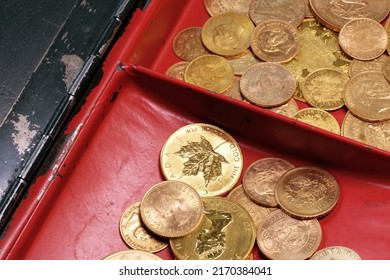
[160,123,243,197]
[139,180,204,239]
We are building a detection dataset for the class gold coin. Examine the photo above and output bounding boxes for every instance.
[309,0,390,32]
[275,166,340,219]
[257,209,322,260]
[339,18,388,61]
[102,249,163,260]
[293,108,341,134]
[184,54,234,93]
[222,76,246,101]
[227,49,260,75]
[341,111,390,152]
[201,12,254,56]
[303,0,313,18]
[203,0,252,16]
[139,180,204,239]
[385,16,390,54]
[269,98,299,118]
[170,196,256,260]
[119,202,168,253]
[349,54,389,77]
[302,68,348,111]
[165,61,189,80]
[160,123,243,197]
[343,71,390,122]
[249,0,305,28]
[250,20,300,63]
[284,19,351,102]
[226,185,277,229]
[242,157,295,207]
[172,27,210,61]
[382,56,390,83]
[309,246,362,260]
[240,62,296,108]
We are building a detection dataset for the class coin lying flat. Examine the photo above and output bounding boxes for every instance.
[309,0,390,32]
[102,249,163,260]
[349,54,389,77]
[170,197,256,260]
[309,246,362,260]
[172,27,210,61]
[343,71,390,122]
[269,98,299,118]
[249,0,305,28]
[204,0,252,16]
[166,61,189,80]
[242,157,295,207]
[293,108,341,134]
[227,49,260,75]
[160,123,243,197]
[119,202,168,253]
[201,12,254,57]
[302,68,348,111]
[139,180,204,239]
[184,54,234,93]
[257,209,322,260]
[240,62,296,108]
[382,56,390,83]
[341,111,390,152]
[250,20,300,63]
[227,185,277,229]
[339,18,388,61]
[275,166,340,219]
[284,19,351,102]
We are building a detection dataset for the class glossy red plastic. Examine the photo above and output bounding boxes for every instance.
[1,0,389,260]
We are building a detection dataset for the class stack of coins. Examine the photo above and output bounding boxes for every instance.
[165,0,390,152]
[102,122,360,260]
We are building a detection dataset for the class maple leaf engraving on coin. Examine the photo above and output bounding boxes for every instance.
[174,136,229,186]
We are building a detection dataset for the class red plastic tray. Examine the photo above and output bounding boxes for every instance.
[1,0,390,260]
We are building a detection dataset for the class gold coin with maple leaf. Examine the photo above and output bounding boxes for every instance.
[160,123,243,197]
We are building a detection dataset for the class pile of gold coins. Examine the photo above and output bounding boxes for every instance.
[165,0,390,153]
[103,123,361,260]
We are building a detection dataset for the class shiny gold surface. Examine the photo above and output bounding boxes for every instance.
[309,0,390,32]
[249,0,305,28]
[269,98,299,118]
[170,196,256,260]
[302,68,347,111]
[275,166,340,219]
[256,209,322,260]
[339,18,388,61]
[293,108,341,134]
[343,71,390,122]
[160,123,243,197]
[166,61,189,80]
[204,0,251,16]
[201,12,254,56]
[242,157,295,207]
[309,246,362,260]
[250,20,300,63]
[341,111,390,152]
[240,62,296,108]
[227,185,277,229]
[119,202,168,252]
[139,180,204,238]
[382,56,390,83]
[173,27,211,61]
[184,54,234,93]
[284,19,350,102]
[102,249,164,260]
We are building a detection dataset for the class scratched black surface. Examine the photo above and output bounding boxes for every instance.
[0,0,140,233]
